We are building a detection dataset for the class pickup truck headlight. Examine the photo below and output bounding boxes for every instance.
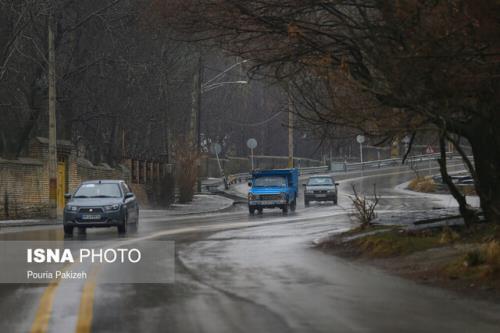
[104,204,121,211]
[66,205,78,212]
[248,194,256,200]
[305,190,313,194]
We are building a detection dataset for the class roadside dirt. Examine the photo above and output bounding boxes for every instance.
[318,228,500,303]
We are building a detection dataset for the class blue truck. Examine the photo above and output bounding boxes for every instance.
[247,168,299,214]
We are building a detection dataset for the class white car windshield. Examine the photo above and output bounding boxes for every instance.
[74,183,122,198]
[253,176,287,187]
[307,177,334,186]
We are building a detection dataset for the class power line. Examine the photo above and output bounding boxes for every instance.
[224,111,283,127]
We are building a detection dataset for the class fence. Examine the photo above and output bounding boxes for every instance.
[224,153,455,188]
[128,159,173,185]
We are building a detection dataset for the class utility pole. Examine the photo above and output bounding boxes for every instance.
[48,13,57,219]
[288,91,294,168]
[189,53,202,192]
[189,55,201,147]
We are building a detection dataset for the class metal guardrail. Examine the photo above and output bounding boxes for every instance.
[227,173,251,186]
[298,165,330,175]
[332,153,452,172]
[223,153,456,188]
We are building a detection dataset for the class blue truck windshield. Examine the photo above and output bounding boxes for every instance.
[253,176,287,187]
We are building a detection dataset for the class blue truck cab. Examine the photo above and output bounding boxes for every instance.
[248,168,299,214]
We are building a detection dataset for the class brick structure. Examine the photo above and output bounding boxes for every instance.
[0,158,46,218]
[0,137,132,220]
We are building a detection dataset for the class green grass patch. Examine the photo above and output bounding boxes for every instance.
[353,229,444,257]
[346,223,500,258]
[340,225,393,237]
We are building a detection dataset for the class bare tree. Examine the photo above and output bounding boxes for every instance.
[163,0,500,224]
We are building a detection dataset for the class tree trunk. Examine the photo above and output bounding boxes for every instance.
[437,135,478,227]
[469,132,500,224]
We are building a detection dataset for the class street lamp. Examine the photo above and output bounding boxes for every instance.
[193,59,249,191]
[202,80,248,93]
[203,60,248,87]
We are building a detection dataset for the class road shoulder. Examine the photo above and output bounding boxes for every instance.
[0,194,235,228]
[315,224,500,304]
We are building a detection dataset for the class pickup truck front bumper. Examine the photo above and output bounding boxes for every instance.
[249,200,287,208]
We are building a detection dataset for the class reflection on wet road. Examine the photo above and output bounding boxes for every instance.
[1,161,499,333]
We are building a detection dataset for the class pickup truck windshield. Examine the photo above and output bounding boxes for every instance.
[74,183,122,198]
[253,176,287,187]
[307,177,334,186]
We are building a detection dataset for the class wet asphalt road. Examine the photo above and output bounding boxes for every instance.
[1,161,500,333]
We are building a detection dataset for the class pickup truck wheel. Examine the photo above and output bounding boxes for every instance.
[333,196,338,205]
[282,205,288,214]
[249,206,256,215]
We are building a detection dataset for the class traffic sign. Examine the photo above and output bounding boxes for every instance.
[210,143,222,155]
[246,138,257,149]
[356,135,365,144]
[426,145,434,154]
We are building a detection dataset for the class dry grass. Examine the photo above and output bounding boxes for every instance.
[485,241,500,266]
[439,226,460,245]
[460,185,476,196]
[445,240,500,283]
[408,176,436,193]
[328,223,500,296]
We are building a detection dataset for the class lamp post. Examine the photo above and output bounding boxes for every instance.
[191,59,249,192]
[48,13,57,219]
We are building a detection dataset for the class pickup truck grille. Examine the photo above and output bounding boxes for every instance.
[259,194,282,201]
[313,190,328,194]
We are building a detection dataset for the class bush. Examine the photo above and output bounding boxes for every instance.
[147,173,175,208]
[484,241,500,266]
[350,184,379,229]
[408,176,436,193]
[439,226,460,244]
[461,241,500,270]
[463,250,484,267]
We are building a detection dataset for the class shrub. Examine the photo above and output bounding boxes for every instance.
[147,173,175,208]
[463,250,484,267]
[350,184,379,229]
[439,226,460,244]
[460,185,476,196]
[484,241,500,266]
[408,176,436,193]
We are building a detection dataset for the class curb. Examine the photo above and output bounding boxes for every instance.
[0,219,61,228]
[0,195,235,228]
[158,194,236,217]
